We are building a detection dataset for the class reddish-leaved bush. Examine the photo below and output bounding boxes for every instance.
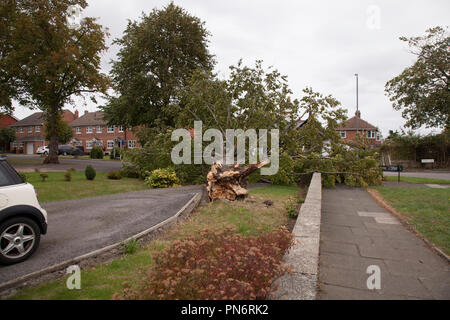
[115,227,294,300]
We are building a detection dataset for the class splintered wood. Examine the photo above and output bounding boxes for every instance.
[206,161,268,201]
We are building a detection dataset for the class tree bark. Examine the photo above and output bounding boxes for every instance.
[43,108,60,164]
[206,161,268,201]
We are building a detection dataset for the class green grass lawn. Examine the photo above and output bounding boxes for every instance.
[21,171,147,203]
[8,185,299,300]
[6,158,44,166]
[384,176,450,185]
[372,186,450,255]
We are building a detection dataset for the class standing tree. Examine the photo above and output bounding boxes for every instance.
[0,0,109,163]
[0,127,15,152]
[45,116,73,145]
[102,2,214,131]
[385,26,450,130]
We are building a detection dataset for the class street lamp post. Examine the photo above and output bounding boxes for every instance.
[355,73,359,135]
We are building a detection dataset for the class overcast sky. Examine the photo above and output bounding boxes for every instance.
[12,0,450,137]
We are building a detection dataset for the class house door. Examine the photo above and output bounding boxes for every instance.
[26,143,34,155]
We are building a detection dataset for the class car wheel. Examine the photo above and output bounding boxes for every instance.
[63,152,68,156]
[0,217,41,265]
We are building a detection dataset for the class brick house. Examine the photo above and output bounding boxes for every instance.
[68,111,140,154]
[0,114,18,152]
[10,110,77,154]
[336,111,382,147]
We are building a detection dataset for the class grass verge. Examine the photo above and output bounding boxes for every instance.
[20,171,147,203]
[371,186,450,255]
[384,176,450,185]
[8,185,300,300]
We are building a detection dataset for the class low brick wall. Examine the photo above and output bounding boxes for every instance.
[269,172,322,300]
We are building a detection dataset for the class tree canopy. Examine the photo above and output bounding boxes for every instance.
[0,0,109,162]
[385,26,450,130]
[102,2,214,130]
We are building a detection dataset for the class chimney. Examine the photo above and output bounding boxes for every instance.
[84,110,89,115]
[355,110,361,118]
[74,110,79,119]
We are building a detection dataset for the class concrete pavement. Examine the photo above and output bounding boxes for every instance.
[318,185,450,300]
[0,185,202,285]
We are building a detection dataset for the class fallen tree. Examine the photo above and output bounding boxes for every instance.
[206,161,268,201]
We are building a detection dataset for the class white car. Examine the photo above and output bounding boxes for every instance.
[36,145,49,156]
[0,157,48,265]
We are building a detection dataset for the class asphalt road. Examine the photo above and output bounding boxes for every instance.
[0,185,202,285]
[5,154,123,173]
[383,171,450,180]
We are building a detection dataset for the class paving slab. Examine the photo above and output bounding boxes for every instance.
[318,184,450,300]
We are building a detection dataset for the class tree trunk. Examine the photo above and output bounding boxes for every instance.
[206,161,268,201]
[43,109,60,164]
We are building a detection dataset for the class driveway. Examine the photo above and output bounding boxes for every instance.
[0,185,203,285]
[5,154,123,173]
[383,171,450,180]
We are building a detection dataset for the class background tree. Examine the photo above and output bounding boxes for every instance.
[44,116,73,145]
[0,0,109,163]
[0,127,15,152]
[385,26,450,130]
[102,2,214,131]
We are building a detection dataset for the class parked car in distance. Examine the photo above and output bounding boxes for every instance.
[36,146,49,156]
[58,145,85,156]
[0,156,47,265]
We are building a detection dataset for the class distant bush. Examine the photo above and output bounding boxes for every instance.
[90,146,104,159]
[120,165,140,179]
[114,228,294,300]
[19,172,27,182]
[85,165,96,181]
[64,170,72,182]
[107,170,122,180]
[40,173,48,182]
[110,147,121,160]
[67,167,76,172]
[144,168,179,188]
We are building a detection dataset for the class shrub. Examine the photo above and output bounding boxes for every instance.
[90,146,104,159]
[34,168,40,173]
[114,228,293,300]
[144,168,179,188]
[110,147,121,160]
[122,238,140,255]
[107,170,122,180]
[19,172,27,182]
[40,173,49,182]
[120,165,141,179]
[285,198,298,219]
[85,165,96,180]
[64,170,72,182]
[67,167,76,172]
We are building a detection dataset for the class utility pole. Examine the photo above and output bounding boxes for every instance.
[355,73,359,135]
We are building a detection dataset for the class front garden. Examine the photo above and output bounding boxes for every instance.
[9,185,303,300]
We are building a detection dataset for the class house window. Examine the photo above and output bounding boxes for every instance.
[28,126,33,133]
[128,140,136,149]
[76,127,81,134]
[19,142,24,148]
[107,125,115,133]
[19,127,24,133]
[86,141,93,149]
[97,126,102,133]
[107,140,114,149]
[118,125,124,133]
[36,126,41,133]
[13,142,18,148]
[340,131,346,139]
[376,133,381,141]
[367,130,376,139]
[86,126,93,134]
